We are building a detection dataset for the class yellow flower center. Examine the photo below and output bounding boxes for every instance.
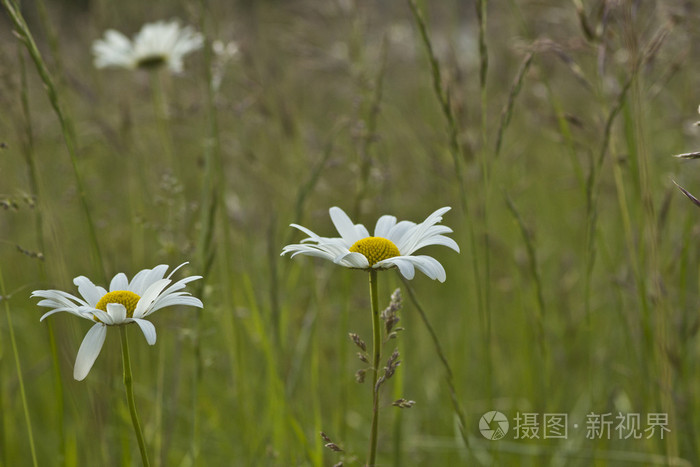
[349,237,400,267]
[94,290,141,321]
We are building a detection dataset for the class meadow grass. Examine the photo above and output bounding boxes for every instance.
[1,0,700,465]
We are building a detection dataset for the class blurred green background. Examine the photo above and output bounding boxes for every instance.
[1,0,700,465]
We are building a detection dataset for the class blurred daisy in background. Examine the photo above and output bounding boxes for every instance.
[32,263,203,380]
[282,206,459,282]
[92,20,203,73]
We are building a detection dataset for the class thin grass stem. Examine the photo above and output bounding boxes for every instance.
[2,0,107,282]
[398,275,470,452]
[0,265,38,467]
[504,193,549,405]
[16,31,68,467]
[353,36,388,219]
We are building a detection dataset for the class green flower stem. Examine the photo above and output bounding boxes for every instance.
[150,70,176,171]
[0,265,38,467]
[120,326,151,467]
[367,269,381,466]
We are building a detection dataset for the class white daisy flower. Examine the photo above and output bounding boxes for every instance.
[92,20,203,73]
[281,207,459,282]
[32,263,203,381]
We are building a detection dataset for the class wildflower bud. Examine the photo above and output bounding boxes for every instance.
[357,352,369,364]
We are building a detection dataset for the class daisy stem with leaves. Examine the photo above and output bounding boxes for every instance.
[33,264,203,465]
[367,269,381,466]
[150,70,176,169]
[282,206,458,463]
[120,326,151,467]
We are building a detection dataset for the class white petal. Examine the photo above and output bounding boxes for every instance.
[288,224,322,241]
[283,244,336,261]
[150,294,203,313]
[409,255,447,282]
[378,255,447,282]
[109,273,129,291]
[335,251,369,268]
[128,265,169,295]
[73,276,107,307]
[412,234,461,253]
[159,275,202,295]
[380,257,415,280]
[91,309,114,325]
[74,324,107,381]
[396,207,453,255]
[131,318,157,345]
[329,207,362,245]
[355,224,370,240]
[387,221,417,247]
[32,289,87,307]
[149,276,202,305]
[106,303,127,323]
[39,307,89,322]
[133,279,171,318]
[374,215,397,238]
[166,262,189,280]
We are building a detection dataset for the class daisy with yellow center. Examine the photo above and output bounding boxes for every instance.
[32,263,203,381]
[92,20,203,73]
[282,206,458,465]
[281,206,459,281]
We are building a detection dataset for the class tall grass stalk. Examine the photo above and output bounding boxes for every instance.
[406,0,484,447]
[241,274,296,460]
[583,72,633,358]
[309,301,323,467]
[406,0,485,311]
[284,123,347,248]
[352,36,388,219]
[0,265,38,467]
[2,0,107,282]
[626,61,678,460]
[543,81,585,190]
[391,335,404,467]
[493,52,533,159]
[504,194,549,404]
[35,0,63,76]
[406,0,467,210]
[191,3,223,461]
[398,275,469,452]
[16,39,67,467]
